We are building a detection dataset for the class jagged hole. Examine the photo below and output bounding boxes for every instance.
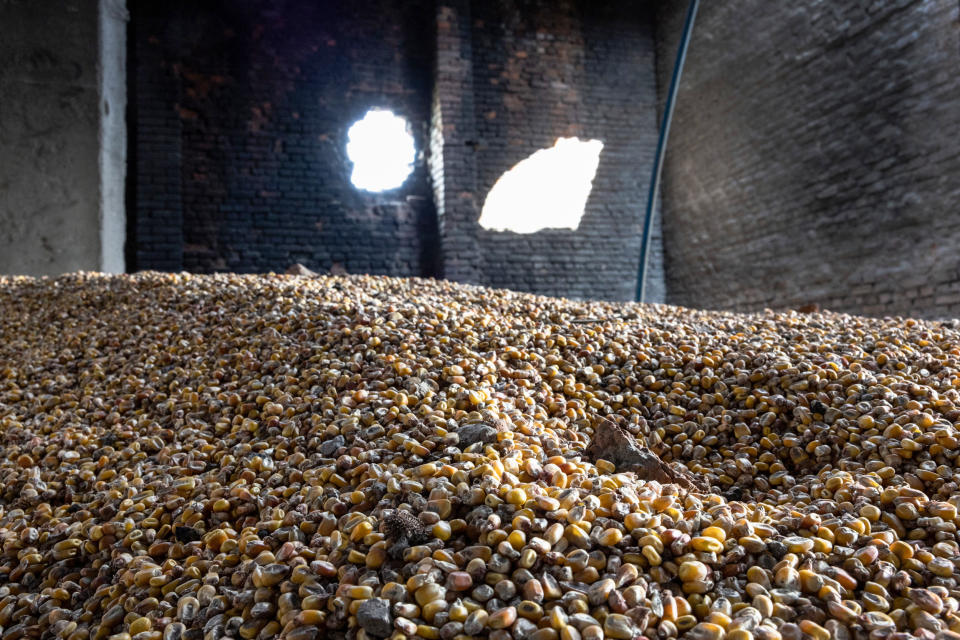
[478,137,603,234]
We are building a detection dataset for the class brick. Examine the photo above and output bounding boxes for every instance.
[656,0,960,319]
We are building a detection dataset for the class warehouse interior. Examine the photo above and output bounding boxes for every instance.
[4,3,960,640]
[4,0,958,316]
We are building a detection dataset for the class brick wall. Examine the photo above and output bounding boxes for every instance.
[131,0,663,302]
[131,0,438,277]
[129,1,183,272]
[656,0,960,318]
[434,0,664,301]
[431,0,484,285]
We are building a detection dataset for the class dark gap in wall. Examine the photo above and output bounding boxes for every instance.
[403,0,440,279]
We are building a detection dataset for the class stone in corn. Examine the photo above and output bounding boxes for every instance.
[0,271,959,639]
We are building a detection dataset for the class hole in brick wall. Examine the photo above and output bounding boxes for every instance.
[478,137,603,234]
[347,109,416,192]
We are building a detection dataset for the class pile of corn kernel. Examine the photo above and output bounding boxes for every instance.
[0,271,959,640]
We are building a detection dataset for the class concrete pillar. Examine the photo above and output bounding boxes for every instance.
[0,0,127,276]
[99,0,128,274]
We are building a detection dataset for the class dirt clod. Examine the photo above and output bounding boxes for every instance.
[585,418,705,491]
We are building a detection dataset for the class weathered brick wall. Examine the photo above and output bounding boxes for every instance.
[435,0,664,301]
[656,0,960,318]
[431,0,484,285]
[131,0,438,277]
[131,0,663,301]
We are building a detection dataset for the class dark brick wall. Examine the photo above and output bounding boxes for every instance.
[431,0,484,285]
[131,0,438,277]
[130,2,183,272]
[434,0,663,301]
[130,0,663,300]
[656,0,960,318]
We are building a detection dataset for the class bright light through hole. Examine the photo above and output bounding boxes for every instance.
[346,109,416,192]
[478,137,603,234]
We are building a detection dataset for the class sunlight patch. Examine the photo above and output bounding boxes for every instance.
[346,109,416,192]
[478,137,603,234]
